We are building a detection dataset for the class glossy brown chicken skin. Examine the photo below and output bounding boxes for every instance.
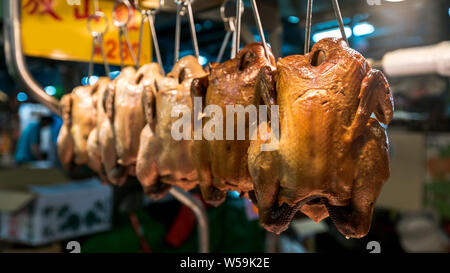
[191,43,276,206]
[57,79,109,172]
[248,38,394,238]
[99,65,156,185]
[137,56,207,199]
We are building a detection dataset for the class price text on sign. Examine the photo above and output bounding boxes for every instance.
[21,0,153,66]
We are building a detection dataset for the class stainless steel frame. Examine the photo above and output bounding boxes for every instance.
[3,0,209,253]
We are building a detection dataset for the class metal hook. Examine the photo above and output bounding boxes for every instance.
[304,0,349,54]
[235,0,243,57]
[249,0,271,61]
[174,0,199,65]
[135,0,164,72]
[331,0,349,45]
[304,0,313,54]
[87,11,111,80]
[113,0,137,68]
[217,0,242,62]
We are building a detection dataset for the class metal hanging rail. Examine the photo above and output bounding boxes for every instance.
[3,0,61,116]
[3,0,209,253]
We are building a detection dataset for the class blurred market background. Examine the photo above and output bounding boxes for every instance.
[0,0,449,253]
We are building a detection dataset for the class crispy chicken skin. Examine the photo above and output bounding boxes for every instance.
[57,78,109,173]
[248,38,394,238]
[137,56,207,199]
[191,43,276,206]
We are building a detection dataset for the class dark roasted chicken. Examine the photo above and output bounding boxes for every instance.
[248,38,394,238]
[191,43,275,206]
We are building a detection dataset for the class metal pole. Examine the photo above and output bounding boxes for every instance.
[3,0,61,116]
[174,3,182,64]
[304,0,313,54]
[169,187,209,253]
[250,0,271,61]
[148,13,164,71]
[331,0,349,45]
[217,30,232,63]
[235,0,242,56]
[186,1,200,59]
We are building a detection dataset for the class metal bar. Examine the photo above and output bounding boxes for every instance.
[3,0,61,115]
[217,30,232,63]
[119,30,125,68]
[174,3,182,64]
[304,0,313,54]
[98,35,111,76]
[123,29,138,66]
[250,0,271,61]
[231,25,237,59]
[186,2,200,59]
[235,0,242,55]
[169,187,209,253]
[137,15,146,68]
[331,0,349,45]
[89,37,97,79]
[148,13,164,72]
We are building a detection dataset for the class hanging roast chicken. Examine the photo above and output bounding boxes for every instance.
[98,64,165,186]
[86,77,114,183]
[57,78,110,173]
[248,38,394,238]
[137,56,207,199]
[191,43,276,206]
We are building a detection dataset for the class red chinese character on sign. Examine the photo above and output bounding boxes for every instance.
[23,0,62,21]
[74,0,90,20]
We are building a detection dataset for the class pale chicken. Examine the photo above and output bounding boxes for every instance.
[57,78,109,172]
[137,56,207,199]
[99,65,162,185]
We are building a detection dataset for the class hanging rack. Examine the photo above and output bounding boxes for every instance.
[249,0,271,62]
[217,0,243,63]
[174,0,200,64]
[304,0,349,54]
[87,0,111,79]
[135,0,164,72]
[3,0,60,115]
[3,0,209,253]
[113,0,138,68]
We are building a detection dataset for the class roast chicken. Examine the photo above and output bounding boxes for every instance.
[57,78,109,173]
[86,78,113,182]
[98,65,162,185]
[137,56,207,199]
[191,43,276,206]
[248,38,394,238]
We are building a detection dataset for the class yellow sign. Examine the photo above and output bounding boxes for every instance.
[21,0,153,66]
